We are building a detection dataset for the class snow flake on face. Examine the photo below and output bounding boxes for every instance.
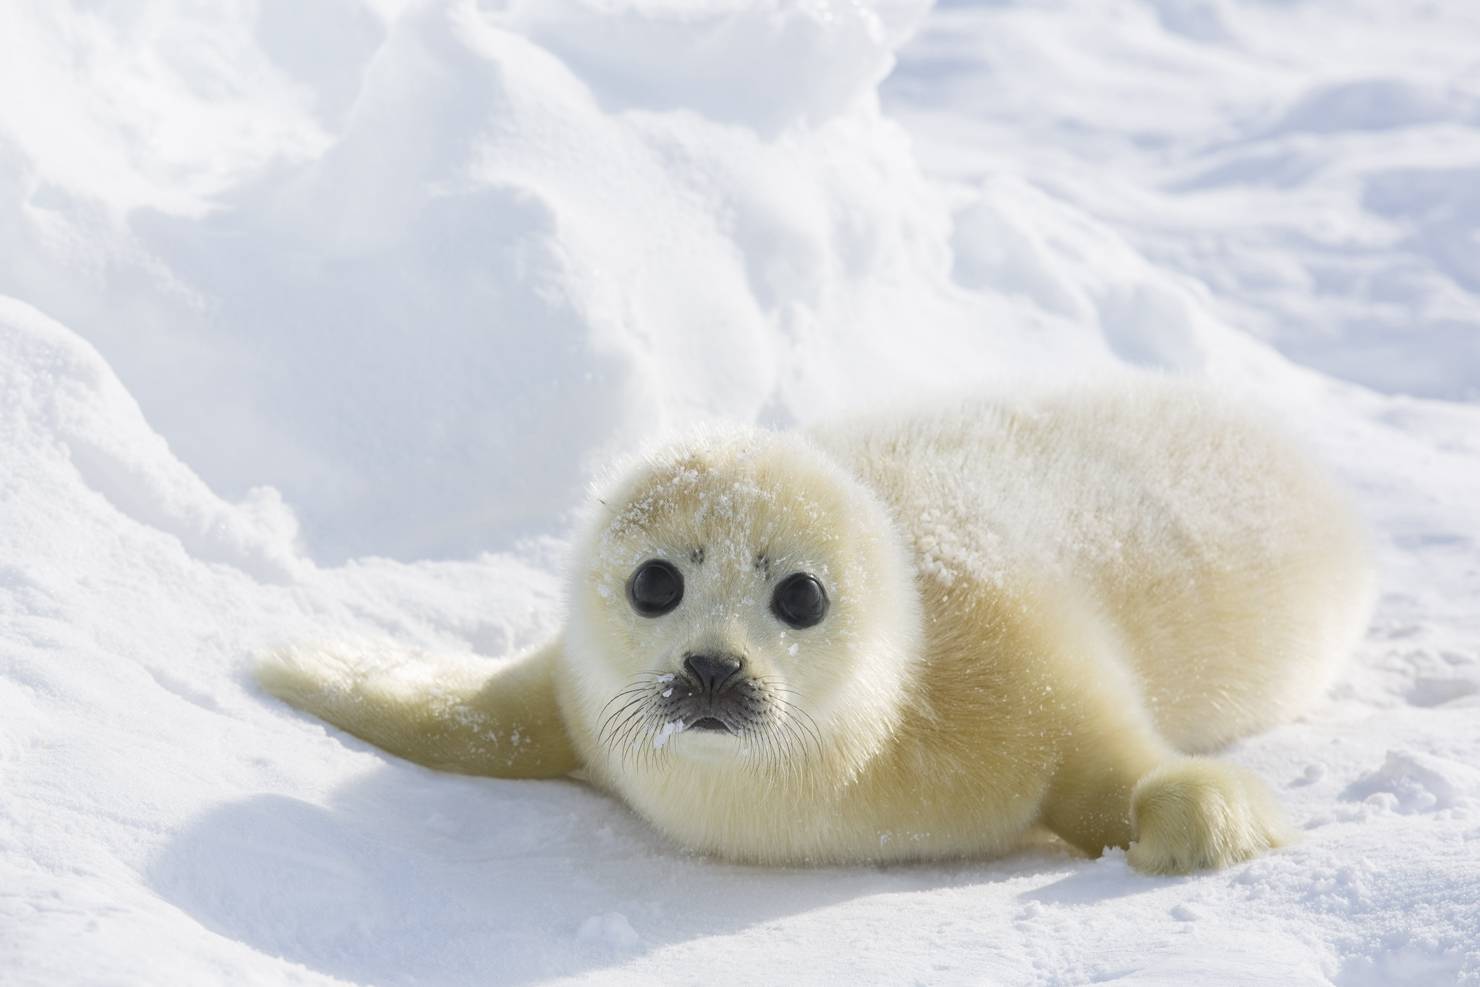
[652,719,685,749]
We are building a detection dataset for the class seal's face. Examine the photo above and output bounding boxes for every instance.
[566,430,923,789]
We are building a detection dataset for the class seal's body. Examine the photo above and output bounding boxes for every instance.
[261,381,1373,873]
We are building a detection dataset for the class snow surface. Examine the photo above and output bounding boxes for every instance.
[2,0,1478,984]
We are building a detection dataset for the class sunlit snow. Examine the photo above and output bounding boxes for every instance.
[2,1,1478,984]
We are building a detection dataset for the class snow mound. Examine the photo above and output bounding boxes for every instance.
[0,0,1028,564]
[501,0,932,133]
[0,296,302,581]
[577,911,641,949]
[1340,750,1477,816]
[948,175,1247,373]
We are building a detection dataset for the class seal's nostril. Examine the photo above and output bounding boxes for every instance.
[683,653,743,693]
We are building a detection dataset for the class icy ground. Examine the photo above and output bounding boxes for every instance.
[2,1,1478,984]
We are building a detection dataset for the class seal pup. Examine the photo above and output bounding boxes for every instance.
[260,381,1374,873]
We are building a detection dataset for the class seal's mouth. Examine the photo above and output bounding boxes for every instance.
[688,716,729,733]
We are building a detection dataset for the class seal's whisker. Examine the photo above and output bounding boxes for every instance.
[776,717,808,779]
[597,692,655,746]
[752,676,803,697]
[596,688,654,730]
[614,701,655,749]
[770,696,825,759]
[606,699,656,758]
[596,669,676,733]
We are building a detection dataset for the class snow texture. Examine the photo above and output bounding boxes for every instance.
[1,0,1477,984]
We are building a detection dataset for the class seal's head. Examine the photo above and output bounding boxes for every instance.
[563,427,923,792]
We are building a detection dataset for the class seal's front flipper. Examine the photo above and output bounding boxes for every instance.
[257,639,579,779]
[1126,758,1294,874]
[1041,709,1291,874]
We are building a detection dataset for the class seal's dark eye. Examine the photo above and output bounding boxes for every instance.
[771,573,828,629]
[627,560,683,617]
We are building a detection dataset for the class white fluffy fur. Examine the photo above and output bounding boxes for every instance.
[259,380,1374,873]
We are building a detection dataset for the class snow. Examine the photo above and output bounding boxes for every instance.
[651,720,686,751]
[1,1,1477,984]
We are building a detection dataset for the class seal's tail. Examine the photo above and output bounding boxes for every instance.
[256,641,577,779]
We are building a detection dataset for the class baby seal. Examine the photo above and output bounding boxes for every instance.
[260,381,1374,873]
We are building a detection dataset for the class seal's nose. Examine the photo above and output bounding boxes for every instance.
[683,653,743,693]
